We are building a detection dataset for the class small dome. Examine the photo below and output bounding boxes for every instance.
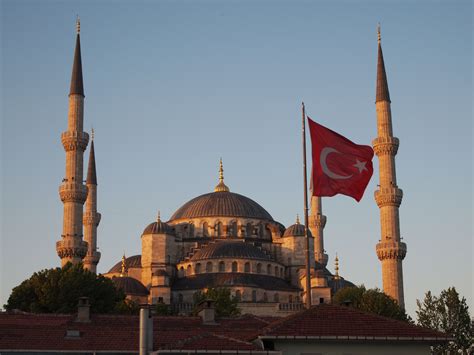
[283,221,312,237]
[112,276,149,296]
[190,241,271,261]
[143,213,173,235]
[108,255,141,273]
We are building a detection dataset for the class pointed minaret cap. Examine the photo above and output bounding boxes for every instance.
[376,24,390,103]
[214,158,230,192]
[86,129,97,185]
[69,17,84,96]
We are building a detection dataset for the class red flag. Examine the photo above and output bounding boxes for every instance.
[308,117,374,202]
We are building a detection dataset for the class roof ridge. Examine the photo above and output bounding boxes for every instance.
[210,332,258,346]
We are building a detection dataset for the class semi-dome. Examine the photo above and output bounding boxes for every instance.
[283,218,312,237]
[190,241,271,261]
[112,276,149,296]
[170,191,274,221]
[108,255,141,273]
[143,213,173,235]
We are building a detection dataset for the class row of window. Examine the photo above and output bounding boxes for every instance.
[180,221,273,239]
[175,291,301,303]
[179,261,284,277]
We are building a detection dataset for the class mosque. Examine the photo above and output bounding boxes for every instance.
[56,20,406,315]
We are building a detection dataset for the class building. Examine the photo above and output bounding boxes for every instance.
[0,302,450,354]
[56,20,405,313]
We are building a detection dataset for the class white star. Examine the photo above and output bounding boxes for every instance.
[353,159,368,173]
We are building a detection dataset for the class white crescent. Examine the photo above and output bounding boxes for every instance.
[320,147,353,180]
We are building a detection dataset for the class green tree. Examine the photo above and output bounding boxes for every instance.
[193,288,240,317]
[332,285,409,322]
[416,287,472,354]
[5,263,125,314]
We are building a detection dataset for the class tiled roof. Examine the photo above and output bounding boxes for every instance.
[170,191,274,221]
[172,273,300,291]
[260,304,450,341]
[190,241,271,261]
[0,313,269,352]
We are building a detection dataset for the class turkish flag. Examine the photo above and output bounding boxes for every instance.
[308,117,374,202]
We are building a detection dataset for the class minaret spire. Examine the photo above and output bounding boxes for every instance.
[70,17,84,97]
[372,27,406,308]
[83,129,101,273]
[376,24,390,103]
[57,20,89,266]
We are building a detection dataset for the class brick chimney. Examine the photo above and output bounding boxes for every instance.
[76,297,90,322]
[197,299,216,324]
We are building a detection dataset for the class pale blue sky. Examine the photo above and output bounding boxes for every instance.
[1,0,472,317]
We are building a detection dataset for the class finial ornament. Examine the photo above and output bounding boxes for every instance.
[91,127,94,141]
[214,158,230,192]
[76,16,80,34]
[377,23,381,44]
[120,253,127,277]
[334,253,340,279]
[157,210,161,222]
[296,214,300,224]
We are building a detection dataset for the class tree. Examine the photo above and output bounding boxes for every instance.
[5,263,125,314]
[193,288,240,317]
[416,287,472,354]
[332,285,409,322]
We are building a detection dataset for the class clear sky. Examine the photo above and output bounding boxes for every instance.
[1,0,472,317]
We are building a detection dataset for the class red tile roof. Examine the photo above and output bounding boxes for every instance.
[260,304,450,341]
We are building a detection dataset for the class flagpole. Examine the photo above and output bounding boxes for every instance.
[302,102,312,309]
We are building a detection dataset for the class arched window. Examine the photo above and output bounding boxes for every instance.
[267,264,271,274]
[219,261,225,272]
[229,221,237,237]
[274,293,279,302]
[256,263,262,274]
[215,222,222,237]
[232,261,238,272]
[274,266,278,276]
[263,292,268,302]
[246,223,253,237]
[235,290,241,301]
[289,295,293,303]
[296,295,300,303]
[244,262,251,273]
[178,294,183,303]
[195,263,201,274]
[252,290,257,302]
[179,266,184,277]
[202,222,209,237]
[206,262,213,273]
[187,265,192,275]
[188,223,194,238]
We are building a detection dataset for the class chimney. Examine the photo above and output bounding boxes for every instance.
[76,297,90,322]
[197,299,216,324]
[139,304,153,355]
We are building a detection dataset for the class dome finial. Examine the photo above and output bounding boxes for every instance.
[76,15,80,34]
[157,210,161,222]
[214,158,230,192]
[91,126,94,141]
[120,253,127,277]
[296,214,300,224]
[334,253,340,279]
[377,22,381,44]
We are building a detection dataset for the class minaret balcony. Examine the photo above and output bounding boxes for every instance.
[61,131,89,152]
[374,187,403,207]
[372,136,399,156]
[83,211,101,226]
[376,241,407,261]
[59,183,88,203]
[84,251,101,265]
[56,239,88,259]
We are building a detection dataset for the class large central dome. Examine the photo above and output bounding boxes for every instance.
[170,191,274,221]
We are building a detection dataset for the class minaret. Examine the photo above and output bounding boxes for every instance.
[56,18,89,266]
[309,195,328,267]
[83,130,101,273]
[372,26,407,308]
